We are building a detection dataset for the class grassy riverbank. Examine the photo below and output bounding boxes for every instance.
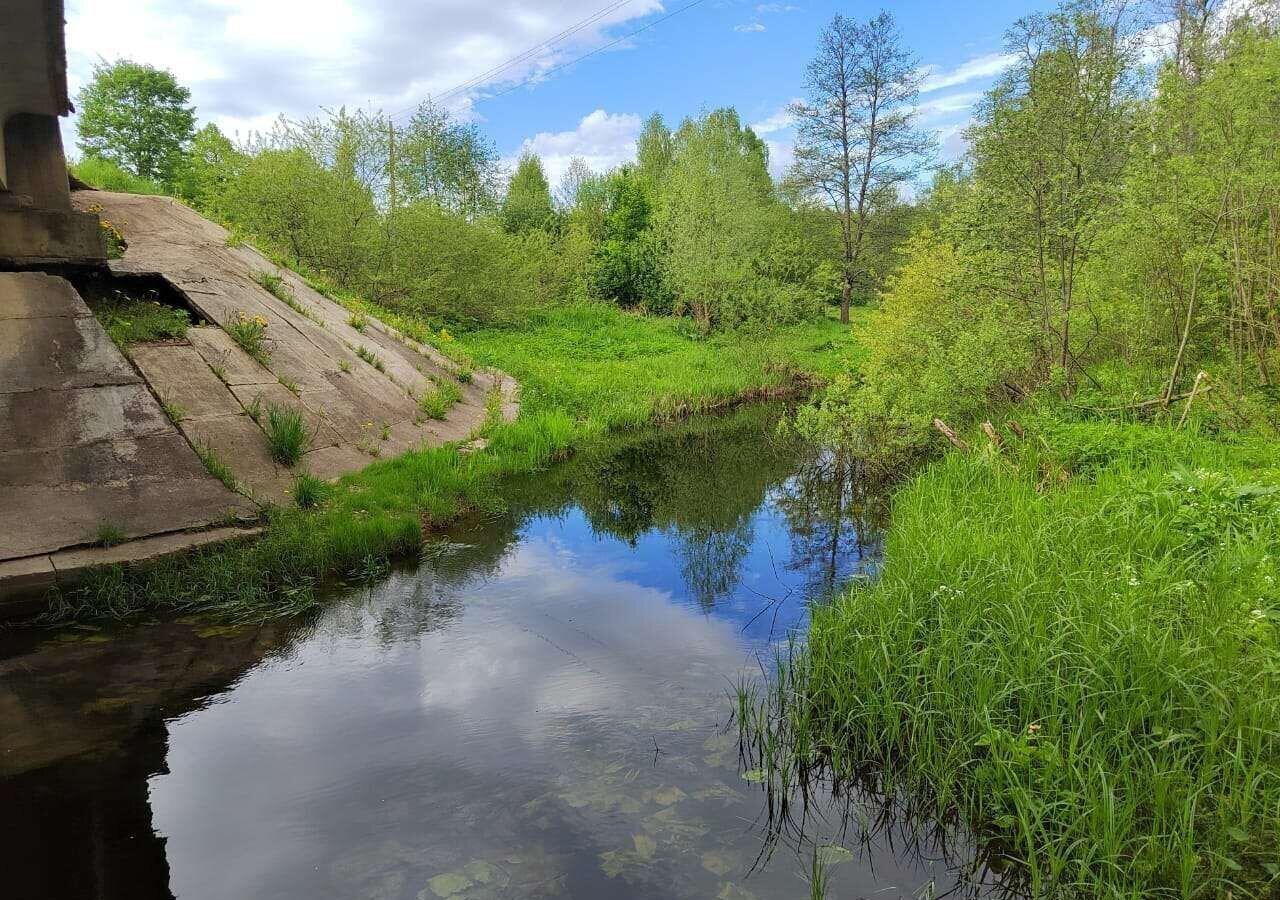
[739,414,1280,897]
[44,305,861,623]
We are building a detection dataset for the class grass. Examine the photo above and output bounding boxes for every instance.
[160,399,186,424]
[348,312,368,332]
[195,441,239,492]
[228,311,270,365]
[44,301,853,625]
[355,344,385,372]
[738,416,1280,898]
[87,291,190,346]
[262,404,309,466]
[292,473,328,509]
[71,156,165,195]
[418,379,463,420]
[94,522,127,548]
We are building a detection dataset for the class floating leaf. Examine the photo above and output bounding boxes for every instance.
[741,769,766,783]
[702,850,734,876]
[423,872,471,898]
[653,786,687,806]
[632,833,657,860]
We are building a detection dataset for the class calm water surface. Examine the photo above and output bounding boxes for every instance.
[0,406,994,899]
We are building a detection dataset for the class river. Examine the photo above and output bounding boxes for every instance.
[0,405,997,899]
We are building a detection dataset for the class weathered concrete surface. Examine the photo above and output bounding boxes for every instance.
[0,272,255,569]
[74,190,520,501]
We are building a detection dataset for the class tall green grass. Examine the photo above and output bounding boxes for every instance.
[739,419,1280,897]
[71,156,165,195]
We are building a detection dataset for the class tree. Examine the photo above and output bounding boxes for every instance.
[968,0,1140,389]
[396,101,500,218]
[174,124,243,215]
[635,113,675,187]
[788,12,934,323]
[556,157,594,209]
[501,153,555,234]
[76,60,196,185]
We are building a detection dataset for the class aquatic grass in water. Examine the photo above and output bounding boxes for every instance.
[740,421,1280,898]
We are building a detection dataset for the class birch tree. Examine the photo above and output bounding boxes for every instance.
[788,11,934,323]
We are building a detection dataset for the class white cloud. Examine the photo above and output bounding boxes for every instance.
[750,100,800,135]
[61,0,663,150]
[734,22,767,33]
[918,51,1018,93]
[913,90,983,123]
[514,108,642,186]
[764,138,794,179]
[755,2,799,12]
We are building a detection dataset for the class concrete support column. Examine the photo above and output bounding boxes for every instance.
[3,113,71,210]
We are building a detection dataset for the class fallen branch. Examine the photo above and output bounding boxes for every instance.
[981,421,1003,448]
[933,418,969,452]
[1177,371,1210,429]
[1006,420,1026,440]
[1074,386,1211,415]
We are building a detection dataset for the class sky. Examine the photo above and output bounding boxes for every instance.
[62,0,1060,187]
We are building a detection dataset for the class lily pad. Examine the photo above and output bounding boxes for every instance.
[741,768,767,783]
[702,850,735,876]
[423,872,471,898]
[632,833,657,860]
[653,786,687,806]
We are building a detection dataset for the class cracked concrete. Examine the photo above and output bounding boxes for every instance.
[0,192,520,613]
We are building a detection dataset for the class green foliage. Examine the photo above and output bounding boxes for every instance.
[227,311,270,365]
[262,404,309,466]
[742,423,1280,896]
[396,101,501,216]
[354,345,384,371]
[174,124,244,214]
[88,291,190,346]
[75,60,195,185]
[70,156,164,195]
[799,229,1032,459]
[501,153,555,234]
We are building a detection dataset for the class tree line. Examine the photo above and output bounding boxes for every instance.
[73,0,1280,452]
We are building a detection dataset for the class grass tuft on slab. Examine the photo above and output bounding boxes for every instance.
[262,404,309,466]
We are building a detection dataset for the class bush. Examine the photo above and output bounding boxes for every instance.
[71,156,165,195]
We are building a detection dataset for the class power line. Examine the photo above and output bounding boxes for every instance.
[390,0,711,121]
[434,0,638,105]
[388,0,639,121]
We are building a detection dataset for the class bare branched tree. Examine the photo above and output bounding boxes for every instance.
[788,11,935,324]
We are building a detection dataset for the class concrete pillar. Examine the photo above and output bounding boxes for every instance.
[3,113,71,210]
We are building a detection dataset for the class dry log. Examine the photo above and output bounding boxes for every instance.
[981,421,1003,448]
[933,418,970,452]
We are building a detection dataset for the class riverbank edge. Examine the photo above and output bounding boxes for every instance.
[737,413,1280,897]
[14,360,824,627]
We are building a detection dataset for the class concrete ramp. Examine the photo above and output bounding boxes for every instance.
[74,190,518,499]
[0,271,255,577]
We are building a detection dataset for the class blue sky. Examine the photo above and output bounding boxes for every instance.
[63,0,1057,185]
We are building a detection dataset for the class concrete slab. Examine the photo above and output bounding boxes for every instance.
[128,343,244,421]
[0,314,138,394]
[186,326,275,386]
[0,555,55,601]
[178,415,292,504]
[0,271,91,319]
[0,432,253,559]
[228,382,343,450]
[50,526,263,576]
[301,443,376,481]
[0,383,170,452]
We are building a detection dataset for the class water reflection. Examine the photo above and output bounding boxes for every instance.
[0,405,991,899]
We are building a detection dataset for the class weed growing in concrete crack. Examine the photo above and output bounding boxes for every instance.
[195,441,239,491]
[278,376,300,395]
[161,399,187,423]
[348,312,367,333]
[94,522,127,548]
[339,360,352,374]
[228,311,270,365]
[263,404,309,466]
[418,379,462,420]
[355,345,385,372]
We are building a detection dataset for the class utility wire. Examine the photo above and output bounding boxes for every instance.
[390,0,711,120]
[388,0,639,121]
